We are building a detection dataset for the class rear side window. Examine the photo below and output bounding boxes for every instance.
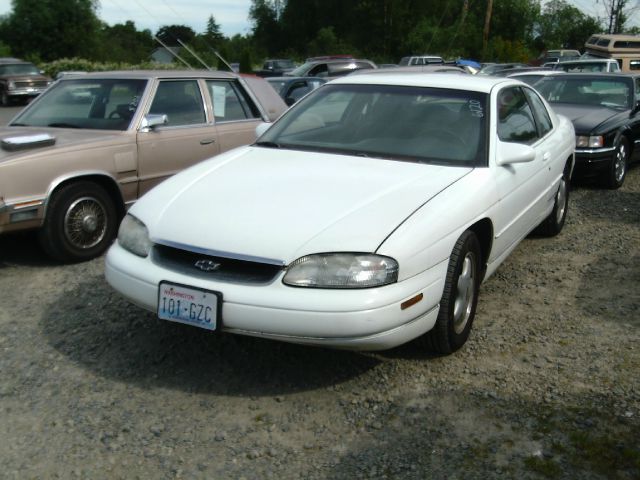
[497,87,538,144]
[206,80,260,122]
[149,80,205,126]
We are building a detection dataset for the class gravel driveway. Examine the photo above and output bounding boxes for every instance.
[0,168,638,479]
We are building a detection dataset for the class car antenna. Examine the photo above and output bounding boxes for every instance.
[153,35,194,69]
[177,39,213,71]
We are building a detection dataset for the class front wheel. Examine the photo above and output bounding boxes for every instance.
[606,137,628,189]
[424,230,481,354]
[38,181,118,262]
[535,167,569,237]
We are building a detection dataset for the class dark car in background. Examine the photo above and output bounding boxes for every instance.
[0,58,52,105]
[286,58,376,78]
[534,72,640,188]
[254,59,296,78]
[267,76,326,105]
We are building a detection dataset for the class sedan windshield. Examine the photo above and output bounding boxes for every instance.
[535,77,632,109]
[11,78,148,131]
[0,64,40,76]
[257,84,488,166]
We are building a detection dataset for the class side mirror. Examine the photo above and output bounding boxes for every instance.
[255,122,271,138]
[140,114,168,132]
[496,141,536,166]
[631,100,640,116]
[285,97,296,107]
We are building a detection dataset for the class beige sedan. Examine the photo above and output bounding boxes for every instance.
[0,70,287,261]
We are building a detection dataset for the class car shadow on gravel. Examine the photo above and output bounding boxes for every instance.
[41,274,381,396]
[0,231,57,267]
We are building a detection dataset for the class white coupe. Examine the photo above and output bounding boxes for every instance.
[105,74,575,354]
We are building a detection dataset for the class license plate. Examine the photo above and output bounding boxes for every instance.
[158,282,220,331]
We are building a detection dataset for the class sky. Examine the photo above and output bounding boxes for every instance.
[0,0,636,36]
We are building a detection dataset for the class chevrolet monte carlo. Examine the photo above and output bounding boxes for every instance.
[0,70,286,261]
[105,74,575,353]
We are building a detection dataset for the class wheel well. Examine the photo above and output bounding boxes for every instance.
[48,175,125,220]
[467,218,493,274]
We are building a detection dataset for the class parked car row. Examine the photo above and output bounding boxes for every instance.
[4,58,635,357]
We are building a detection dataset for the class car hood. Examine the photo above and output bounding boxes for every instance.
[550,103,628,134]
[0,74,49,82]
[133,146,472,264]
[0,127,126,163]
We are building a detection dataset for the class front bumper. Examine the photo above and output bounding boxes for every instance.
[574,146,614,176]
[105,242,447,351]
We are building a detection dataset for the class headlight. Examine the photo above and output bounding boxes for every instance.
[117,214,152,257]
[576,135,603,148]
[283,253,398,288]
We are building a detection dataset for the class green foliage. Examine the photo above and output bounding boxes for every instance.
[39,58,182,79]
[1,0,100,61]
[239,49,254,74]
[536,0,603,50]
[156,25,196,46]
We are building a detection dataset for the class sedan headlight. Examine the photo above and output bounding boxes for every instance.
[283,253,398,288]
[117,214,152,257]
[576,135,604,148]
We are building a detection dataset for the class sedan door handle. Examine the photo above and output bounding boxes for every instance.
[200,139,216,145]
[543,152,551,161]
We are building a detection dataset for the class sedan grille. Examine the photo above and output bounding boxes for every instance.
[152,244,284,285]
[15,81,48,88]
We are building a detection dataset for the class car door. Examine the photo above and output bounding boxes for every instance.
[136,78,220,196]
[204,79,265,152]
[491,85,555,258]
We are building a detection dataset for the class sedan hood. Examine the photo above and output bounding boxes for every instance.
[134,147,472,264]
[0,127,125,163]
[550,103,628,134]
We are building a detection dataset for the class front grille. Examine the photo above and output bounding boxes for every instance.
[152,244,284,285]
[15,81,47,88]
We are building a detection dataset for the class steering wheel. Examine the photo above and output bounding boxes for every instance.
[108,110,123,119]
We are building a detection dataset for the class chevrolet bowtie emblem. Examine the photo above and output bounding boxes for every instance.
[194,259,220,272]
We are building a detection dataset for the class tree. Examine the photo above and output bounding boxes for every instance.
[598,0,634,33]
[156,25,196,46]
[0,0,100,61]
[95,21,154,63]
[537,0,602,51]
[204,15,225,45]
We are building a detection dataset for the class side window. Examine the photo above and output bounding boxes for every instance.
[148,80,205,126]
[497,87,538,144]
[309,64,328,77]
[287,81,312,102]
[206,80,260,122]
[523,88,553,138]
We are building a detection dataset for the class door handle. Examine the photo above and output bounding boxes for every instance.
[200,139,216,145]
[543,152,550,161]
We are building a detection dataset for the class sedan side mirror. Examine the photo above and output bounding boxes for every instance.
[140,114,168,132]
[255,122,271,138]
[496,141,536,166]
[631,100,640,116]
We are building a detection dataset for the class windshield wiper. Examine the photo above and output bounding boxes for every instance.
[254,141,282,149]
[10,122,30,126]
[48,122,80,129]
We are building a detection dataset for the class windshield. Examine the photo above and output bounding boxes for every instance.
[289,62,314,77]
[0,63,40,76]
[267,79,287,92]
[535,77,632,109]
[556,62,612,72]
[11,78,148,131]
[274,60,295,69]
[257,84,488,166]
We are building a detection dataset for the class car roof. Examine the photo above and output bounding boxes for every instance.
[536,72,637,80]
[350,65,466,76]
[558,58,616,64]
[330,72,514,93]
[59,70,241,80]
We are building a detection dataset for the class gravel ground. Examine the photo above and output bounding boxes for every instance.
[0,167,638,480]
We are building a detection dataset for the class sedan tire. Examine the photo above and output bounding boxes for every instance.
[425,230,481,354]
[38,181,117,262]
[606,137,628,189]
[535,165,569,237]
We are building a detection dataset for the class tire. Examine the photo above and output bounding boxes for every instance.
[535,166,569,237]
[38,181,118,262]
[606,137,628,189]
[425,230,481,354]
